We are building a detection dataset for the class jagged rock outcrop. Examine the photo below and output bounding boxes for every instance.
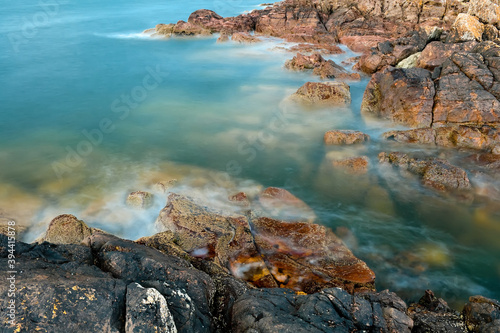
[361,67,435,128]
[362,42,500,144]
[232,288,414,333]
[408,290,468,333]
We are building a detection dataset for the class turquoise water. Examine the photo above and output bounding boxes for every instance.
[1,0,499,307]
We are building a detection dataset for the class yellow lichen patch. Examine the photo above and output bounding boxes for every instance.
[295,291,307,295]
[85,292,97,301]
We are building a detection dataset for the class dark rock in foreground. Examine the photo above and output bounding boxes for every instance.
[1,226,498,332]
[232,288,413,333]
[408,290,468,333]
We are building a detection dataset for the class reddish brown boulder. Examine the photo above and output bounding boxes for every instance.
[187,9,224,32]
[417,41,478,70]
[251,216,376,293]
[284,53,324,70]
[355,29,433,74]
[361,67,435,128]
[43,214,93,245]
[340,36,388,53]
[324,130,370,145]
[254,3,327,38]
[291,81,351,106]
[433,52,500,127]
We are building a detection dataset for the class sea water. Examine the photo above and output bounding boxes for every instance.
[1,0,499,306]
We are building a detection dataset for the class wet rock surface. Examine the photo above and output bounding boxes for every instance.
[155,193,375,293]
[42,214,104,245]
[379,152,471,193]
[291,81,351,106]
[383,126,500,153]
[285,53,360,80]
[324,130,370,145]
[126,191,154,209]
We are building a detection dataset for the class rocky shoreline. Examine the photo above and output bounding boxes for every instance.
[2,0,500,332]
[1,191,499,332]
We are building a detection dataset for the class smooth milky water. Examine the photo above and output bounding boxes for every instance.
[1,0,499,306]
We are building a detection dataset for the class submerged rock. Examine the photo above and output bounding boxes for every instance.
[257,187,315,223]
[285,53,360,80]
[324,130,370,145]
[379,152,471,193]
[291,81,351,107]
[331,156,370,175]
[126,191,154,209]
[383,126,500,152]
